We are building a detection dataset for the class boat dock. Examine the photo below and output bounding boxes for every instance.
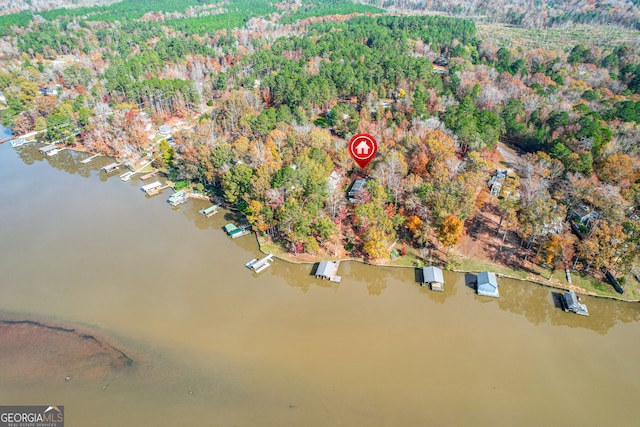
[139,170,158,180]
[199,204,220,217]
[10,138,27,148]
[120,171,135,181]
[81,153,101,164]
[560,290,589,316]
[189,193,209,201]
[1,130,37,145]
[223,223,251,238]
[168,189,189,206]
[39,144,59,154]
[246,254,274,273]
[315,260,342,282]
[141,181,166,196]
[101,163,121,173]
[46,147,65,156]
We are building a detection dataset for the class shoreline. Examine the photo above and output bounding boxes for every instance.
[13,139,639,304]
[253,234,640,303]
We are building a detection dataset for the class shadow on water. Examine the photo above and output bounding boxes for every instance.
[497,278,640,334]
[13,144,115,181]
[348,262,391,296]
[413,267,422,285]
[311,262,320,277]
[271,260,315,293]
[551,291,565,310]
[13,143,45,166]
[464,273,477,289]
[180,200,224,231]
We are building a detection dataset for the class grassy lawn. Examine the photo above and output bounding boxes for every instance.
[477,23,640,50]
[569,273,616,297]
[456,256,530,280]
[388,245,422,268]
[257,240,288,258]
[457,255,640,301]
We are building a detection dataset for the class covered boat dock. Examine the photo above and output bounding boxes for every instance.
[101,163,121,173]
[422,266,445,291]
[561,290,589,316]
[315,261,342,283]
[168,189,188,206]
[199,204,220,217]
[476,271,500,298]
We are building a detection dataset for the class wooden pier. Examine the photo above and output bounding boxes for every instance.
[246,254,274,273]
[141,181,167,196]
[139,170,158,180]
[146,185,170,196]
[1,130,37,145]
[81,153,101,164]
[46,147,65,156]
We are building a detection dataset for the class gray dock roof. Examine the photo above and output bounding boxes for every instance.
[423,266,444,284]
[563,290,589,315]
[477,271,499,297]
[39,144,58,153]
[316,261,337,278]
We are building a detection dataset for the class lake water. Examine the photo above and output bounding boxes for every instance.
[1,135,639,426]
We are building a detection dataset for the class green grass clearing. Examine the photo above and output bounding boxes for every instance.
[477,23,640,50]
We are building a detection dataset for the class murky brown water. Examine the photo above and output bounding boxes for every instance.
[1,140,640,426]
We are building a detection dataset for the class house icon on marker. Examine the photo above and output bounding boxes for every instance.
[355,140,370,156]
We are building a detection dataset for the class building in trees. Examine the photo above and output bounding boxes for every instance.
[348,178,368,203]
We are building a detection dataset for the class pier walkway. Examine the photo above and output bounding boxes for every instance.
[81,153,101,164]
[246,254,275,273]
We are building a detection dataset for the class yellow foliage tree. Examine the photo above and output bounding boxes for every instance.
[247,200,269,233]
[437,215,464,248]
[406,215,422,236]
[363,227,391,260]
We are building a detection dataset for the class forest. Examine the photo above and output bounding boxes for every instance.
[365,0,640,30]
[1,0,640,296]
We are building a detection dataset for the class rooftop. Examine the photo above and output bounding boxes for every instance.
[477,271,499,298]
[348,178,367,198]
[422,266,444,284]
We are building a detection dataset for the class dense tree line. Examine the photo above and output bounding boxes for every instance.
[1,2,640,287]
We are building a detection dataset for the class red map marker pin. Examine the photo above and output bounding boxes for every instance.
[348,133,378,169]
